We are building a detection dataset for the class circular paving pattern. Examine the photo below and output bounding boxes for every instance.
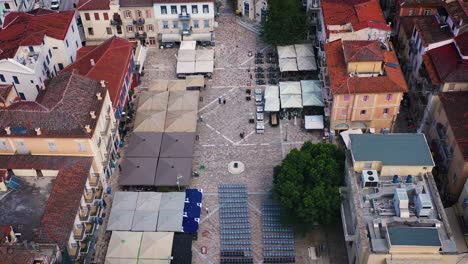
[228,161,245,174]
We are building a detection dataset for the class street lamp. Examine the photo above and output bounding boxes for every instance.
[176,174,183,191]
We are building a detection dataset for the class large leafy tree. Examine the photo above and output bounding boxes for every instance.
[273,142,345,228]
[261,0,308,45]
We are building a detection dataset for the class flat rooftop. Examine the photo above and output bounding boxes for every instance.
[388,227,441,247]
[0,177,54,241]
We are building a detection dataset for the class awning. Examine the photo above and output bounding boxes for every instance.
[178,49,196,62]
[125,132,163,158]
[176,61,196,74]
[183,33,212,42]
[351,121,368,129]
[277,45,296,58]
[264,97,280,112]
[300,80,321,93]
[167,80,187,91]
[279,58,298,72]
[279,81,301,95]
[195,60,214,73]
[160,132,196,158]
[340,129,363,149]
[138,91,169,111]
[297,56,317,71]
[180,40,196,50]
[135,45,147,74]
[167,91,199,111]
[280,94,303,109]
[118,157,158,186]
[196,49,214,61]
[304,115,324,130]
[150,79,169,92]
[162,34,181,42]
[302,92,324,107]
[164,110,197,132]
[264,85,279,98]
[294,44,314,57]
[155,157,192,187]
[334,123,350,130]
[185,75,204,87]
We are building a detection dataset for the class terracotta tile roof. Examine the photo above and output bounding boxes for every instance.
[439,92,468,160]
[444,0,468,28]
[0,225,12,243]
[0,71,107,138]
[423,43,468,84]
[77,0,110,10]
[400,0,443,7]
[0,9,74,60]
[0,155,93,248]
[325,40,408,94]
[120,0,153,7]
[62,37,133,109]
[321,0,388,36]
[76,45,97,59]
[0,84,13,103]
[455,31,468,56]
[343,41,384,62]
[153,0,214,3]
[414,16,453,46]
[399,16,435,38]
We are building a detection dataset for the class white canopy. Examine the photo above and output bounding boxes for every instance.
[279,58,298,72]
[176,61,196,74]
[264,97,280,112]
[112,192,138,210]
[297,56,317,71]
[180,40,196,50]
[157,192,186,232]
[277,45,296,58]
[280,94,303,109]
[136,192,162,211]
[183,33,212,42]
[107,210,134,231]
[304,115,324,130]
[280,81,301,95]
[162,34,181,42]
[139,232,174,260]
[340,129,363,149]
[178,49,196,62]
[264,85,279,98]
[195,60,214,73]
[131,211,159,231]
[196,49,215,61]
[300,80,321,93]
[106,231,141,259]
[294,44,314,57]
[302,92,324,107]
[185,75,205,87]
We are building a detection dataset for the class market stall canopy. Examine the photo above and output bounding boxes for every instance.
[180,40,196,50]
[135,45,147,74]
[304,115,324,130]
[106,210,134,231]
[155,157,192,187]
[139,232,174,260]
[162,34,181,43]
[195,60,214,73]
[118,157,158,186]
[149,79,169,92]
[277,45,296,58]
[302,92,324,107]
[183,33,212,42]
[133,110,166,132]
[167,91,200,111]
[176,61,196,75]
[167,80,187,91]
[125,132,163,158]
[264,85,279,98]
[196,49,214,61]
[106,231,142,259]
[296,56,317,71]
[178,49,196,62]
[136,192,162,211]
[264,97,280,112]
[279,81,301,95]
[138,91,169,111]
[300,80,321,93]
[280,94,303,109]
[185,75,204,88]
[164,110,197,132]
[278,58,298,72]
[112,191,138,210]
[294,44,314,57]
[160,132,196,158]
[340,129,363,148]
[131,211,158,231]
[157,192,186,231]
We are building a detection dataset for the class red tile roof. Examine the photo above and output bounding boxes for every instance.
[343,41,384,62]
[439,92,468,160]
[321,0,388,37]
[76,45,97,59]
[0,225,12,243]
[414,16,453,46]
[0,84,13,104]
[121,0,154,7]
[0,71,107,137]
[455,31,468,56]
[399,16,435,38]
[0,155,93,248]
[325,40,408,94]
[0,9,75,60]
[423,43,468,84]
[153,0,214,3]
[62,37,133,109]
[77,0,110,10]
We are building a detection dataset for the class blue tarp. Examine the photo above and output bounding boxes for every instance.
[182,189,202,233]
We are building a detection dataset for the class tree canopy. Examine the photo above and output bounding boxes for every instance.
[261,0,308,45]
[272,142,345,228]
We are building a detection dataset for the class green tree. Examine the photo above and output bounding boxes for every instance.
[261,0,308,45]
[273,142,345,228]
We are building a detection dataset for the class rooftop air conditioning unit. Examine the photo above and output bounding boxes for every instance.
[393,188,409,218]
[415,193,433,217]
[362,170,379,188]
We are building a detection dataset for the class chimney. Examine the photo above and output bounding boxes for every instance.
[96,92,102,100]
[90,59,95,66]
[100,80,106,88]
[4,126,11,135]
[90,111,96,119]
[85,125,92,133]
[35,127,41,136]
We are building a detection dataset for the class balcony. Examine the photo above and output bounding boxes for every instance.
[135,31,147,39]
[68,243,80,259]
[85,222,96,235]
[133,18,145,25]
[88,173,99,187]
[79,205,91,221]
[178,12,191,20]
[95,187,104,200]
[84,189,95,203]
[79,240,90,254]
[73,224,85,241]
[90,202,101,217]
[111,14,122,26]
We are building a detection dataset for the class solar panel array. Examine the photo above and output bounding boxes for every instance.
[219,184,253,264]
[262,200,296,263]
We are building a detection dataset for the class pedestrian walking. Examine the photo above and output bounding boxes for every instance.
[218,96,222,104]
[223,98,226,104]
[206,207,209,214]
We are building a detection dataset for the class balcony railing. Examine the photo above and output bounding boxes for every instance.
[84,189,95,203]
[79,205,91,221]
[95,187,104,200]
[90,203,100,217]
[178,12,191,20]
[88,173,99,187]
[68,243,80,259]
[85,222,96,235]
[135,31,147,39]
[79,241,90,254]
[73,224,85,241]
[110,19,122,26]
[133,18,145,25]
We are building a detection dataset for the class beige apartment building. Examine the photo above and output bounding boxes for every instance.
[0,71,118,188]
[77,0,121,44]
[119,0,158,45]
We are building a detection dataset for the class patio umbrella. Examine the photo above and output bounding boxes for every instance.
[160,132,196,158]
[133,110,166,132]
[167,91,200,111]
[106,231,142,259]
[138,91,169,111]
[164,110,197,132]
